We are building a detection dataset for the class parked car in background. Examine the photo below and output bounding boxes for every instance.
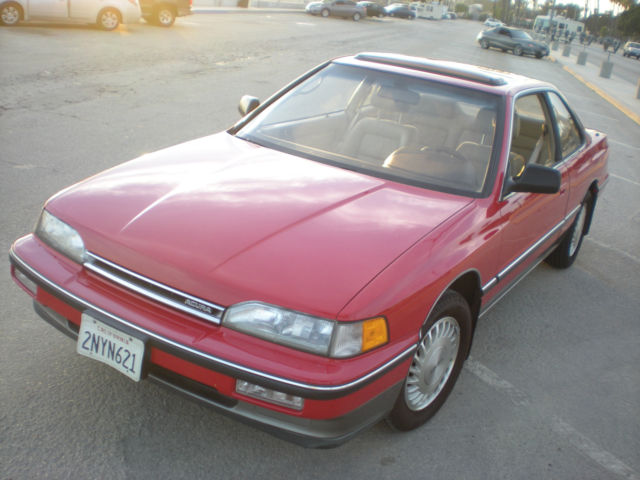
[305,0,365,20]
[10,52,608,447]
[0,0,140,29]
[384,3,415,19]
[622,41,640,59]
[357,0,385,17]
[140,0,191,26]
[477,26,550,58]
[483,17,503,27]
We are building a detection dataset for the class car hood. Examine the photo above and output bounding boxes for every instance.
[46,133,472,317]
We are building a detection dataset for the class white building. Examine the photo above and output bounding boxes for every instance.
[533,15,585,36]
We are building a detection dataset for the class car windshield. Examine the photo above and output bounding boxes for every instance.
[236,63,502,196]
[511,29,532,40]
[629,42,640,48]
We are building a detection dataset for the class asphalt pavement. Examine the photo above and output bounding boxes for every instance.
[191,4,640,125]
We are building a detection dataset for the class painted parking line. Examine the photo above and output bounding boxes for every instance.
[465,358,640,480]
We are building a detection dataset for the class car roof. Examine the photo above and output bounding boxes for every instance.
[335,52,552,95]
[493,25,521,32]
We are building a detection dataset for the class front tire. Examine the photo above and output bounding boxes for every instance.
[154,5,175,26]
[546,193,592,269]
[480,39,489,49]
[387,290,472,431]
[97,8,120,30]
[0,1,21,25]
[321,8,329,17]
[352,11,361,21]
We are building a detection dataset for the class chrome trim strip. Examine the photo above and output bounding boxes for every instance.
[481,277,498,295]
[11,249,415,395]
[479,253,548,319]
[85,252,224,324]
[480,204,581,294]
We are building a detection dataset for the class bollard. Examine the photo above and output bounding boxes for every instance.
[577,50,587,65]
[562,44,571,57]
[600,53,613,79]
[552,40,560,51]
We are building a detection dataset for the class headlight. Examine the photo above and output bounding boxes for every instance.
[223,302,388,358]
[35,210,86,264]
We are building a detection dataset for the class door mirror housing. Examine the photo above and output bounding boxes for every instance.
[504,163,561,195]
[238,95,260,117]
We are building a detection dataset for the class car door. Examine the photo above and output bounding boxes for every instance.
[332,0,347,16]
[28,0,68,18]
[544,91,590,211]
[68,0,101,21]
[490,91,570,298]
[497,28,514,50]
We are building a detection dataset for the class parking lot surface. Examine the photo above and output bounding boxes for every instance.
[1,14,639,480]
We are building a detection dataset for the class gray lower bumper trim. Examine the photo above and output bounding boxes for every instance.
[150,370,403,448]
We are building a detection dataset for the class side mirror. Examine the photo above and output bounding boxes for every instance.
[238,95,260,117]
[504,163,561,195]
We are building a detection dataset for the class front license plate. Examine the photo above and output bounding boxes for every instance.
[77,313,145,382]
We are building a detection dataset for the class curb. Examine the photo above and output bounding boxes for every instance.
[550,54,640,127]
[561,64,640,126]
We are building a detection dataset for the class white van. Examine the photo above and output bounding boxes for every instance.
[0,0,141,30]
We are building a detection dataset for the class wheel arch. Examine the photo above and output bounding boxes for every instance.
[97,6,122,23]
[582,180,599,236]
[423,269,482,357]
[155,2,177,14]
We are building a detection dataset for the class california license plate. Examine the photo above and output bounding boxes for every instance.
[77,313,145,382]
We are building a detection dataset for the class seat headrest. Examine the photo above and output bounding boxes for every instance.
[372,86,420,112]
[420,95,457,118]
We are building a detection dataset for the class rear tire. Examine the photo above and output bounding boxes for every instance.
[0,1,21,25]
[546,193,592,269]
[321,8,329,17]
[387,290,472,431]
[352,12,361,21]
[514,45,523,56]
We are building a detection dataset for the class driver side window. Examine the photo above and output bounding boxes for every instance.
[509,93,556,178]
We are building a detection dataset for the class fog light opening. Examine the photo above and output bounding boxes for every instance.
[14,269,38,296]
[236,379,304,411]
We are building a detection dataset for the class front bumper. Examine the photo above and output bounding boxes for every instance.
[9,238,413,447]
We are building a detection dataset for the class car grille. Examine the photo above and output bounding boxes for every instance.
[84,252,225,324]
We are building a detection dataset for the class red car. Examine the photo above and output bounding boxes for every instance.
[9,53,608,447]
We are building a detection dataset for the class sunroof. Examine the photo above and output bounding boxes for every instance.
[353,53,508,87]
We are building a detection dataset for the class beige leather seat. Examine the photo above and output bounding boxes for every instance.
[341,118,418,164]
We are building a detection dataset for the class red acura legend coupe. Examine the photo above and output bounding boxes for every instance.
[10,53,609,447]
